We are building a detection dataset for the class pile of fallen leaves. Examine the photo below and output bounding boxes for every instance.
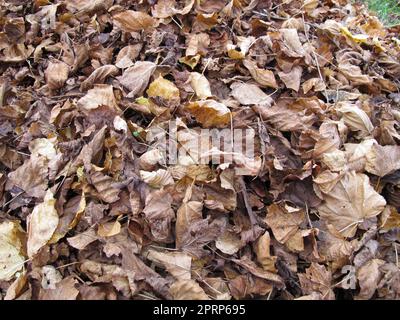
[1,0,400,300]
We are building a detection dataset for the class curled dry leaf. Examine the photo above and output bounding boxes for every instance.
[189,72,212,99]
[302,77,326,94]
[337,102,374,136]
[253,102,316,132]
[89,171,121,203]
[185,33,210,56]
[254,231,277,272]
[313,122,341,159]
[4,272,28,300]
[139,149,165,171]
[176,200,203,248]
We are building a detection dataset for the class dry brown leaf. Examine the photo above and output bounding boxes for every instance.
[203,277,231,300]
[230,82,273,106]
[4,272,28,300]
[176,201,203,248]
[45,60,69,90]
[380,205,400,231]
[80,65,119,91]
[50,192,86,243]
[0,221,26,281]
[228,274,273,300]
[77,84,118,112]
[338,64,372,86]
[338,102,374,136]
[151,0,194,18]
[318,171,386,237]
[97,220,122,238]
[278,66,303,92]
[143,189,175,243]
[39,276,79,300]
[298,263,335,300]
[243,59,278,89]
[215,230,243,255]
[113,10,157,33]
[313,170,343,194]
[115,44,143,69]
[147,76,180,101]
[27,189,59,258]
[117,61,156,97]
[313,122,341,158]
[253,102,316,132]
[146,250,192,280]
[264,203,305,244]
[356,259,385,300]
[302,77,326,94]
[8,155,48,198]
[185,100,230,128]
[254,231,277,272]
[169,279,210,300]
[189,72,212,99]
[67,228,99,250]
[280,28,306,57]
[89,171,121,203]
[232,256,285,288]
[139,149,165,171]
[3,0,400,302]
[317,223,355,268]
[365,142,400,177]
[186,33,210,56]
[140,169,174,188]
